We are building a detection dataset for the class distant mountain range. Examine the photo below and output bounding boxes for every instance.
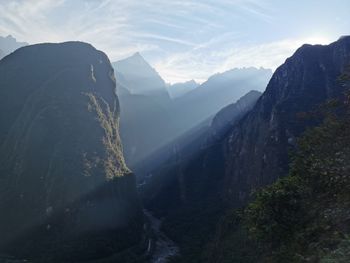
[112,53,272,168]
[167,79,199,98]
[137,89,262,187]
[172,67,272,133]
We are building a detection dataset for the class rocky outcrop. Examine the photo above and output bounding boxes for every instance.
[224,36,350,204]
[0,42,145,262]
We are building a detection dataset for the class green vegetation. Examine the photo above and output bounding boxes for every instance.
[87,92,130,178]
[244,85,350,261]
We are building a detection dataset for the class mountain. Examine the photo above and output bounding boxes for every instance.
[144,36,350,262]
[141,91,262,261]
[113,54,272,169]
[0,49,4,60]
[223,37,350,203]
[136,89,261,185]
[211,90,262,139]
[0,35,28,56]
[167,80,199,98]
[0,42,146,262]
[112,53,174,167]
[172,67,272,133]
[243,91,350,261]
[113,52,170,99]
[118,90,173,167]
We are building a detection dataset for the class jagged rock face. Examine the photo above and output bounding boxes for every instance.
[0,42,144,261]
[224,36,350,203]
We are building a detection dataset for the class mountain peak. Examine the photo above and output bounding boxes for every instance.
[115,51,152,70]
[0,35,28,55]
[113,52,168,96]
[5,35,14,40]
[123,51,148,65]
[130,51,145,61]
[132,51,142,57]
[338,35,350,41]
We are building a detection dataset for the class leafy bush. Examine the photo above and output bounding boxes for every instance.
[244,85,350,261]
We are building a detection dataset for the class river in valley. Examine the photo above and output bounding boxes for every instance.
[143,210,179,263]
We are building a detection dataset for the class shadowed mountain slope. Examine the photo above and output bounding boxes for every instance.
[0,42,146,262]
[224,36,350,203]
[145,36,350,262]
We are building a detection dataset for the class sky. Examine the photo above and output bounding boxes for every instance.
[0,0,349,83]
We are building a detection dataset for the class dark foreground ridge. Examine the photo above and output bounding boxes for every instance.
[0,42,146,262]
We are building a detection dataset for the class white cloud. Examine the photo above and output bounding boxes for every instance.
[0,0,345,83]
[155,36,334,84]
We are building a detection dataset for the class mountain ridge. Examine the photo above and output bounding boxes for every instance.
[0,35,28,57]
[0,41,146,262]
[223,35,350,204]
[145,36,350,262]
[113,52,169,98]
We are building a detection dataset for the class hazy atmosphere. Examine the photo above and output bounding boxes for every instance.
[0,1,350,262]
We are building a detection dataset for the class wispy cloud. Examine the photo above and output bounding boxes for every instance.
[155,36,334,83]
[0,0,347,83]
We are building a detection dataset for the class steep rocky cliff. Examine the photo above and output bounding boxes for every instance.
[224,36,350,204]
[145,36,350,262]
[142,90,262,262]
[0,42,145,262]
